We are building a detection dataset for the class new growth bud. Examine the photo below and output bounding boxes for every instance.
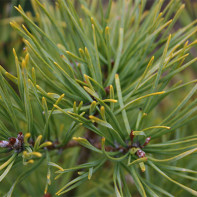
[105,86,110,95]
[9,137,16,146]
[142,137,151,147]
[0,140,9,148]
[130,130,134,143]
[0,132,24,153]
[136,149,146,158]
[17,132,24,142]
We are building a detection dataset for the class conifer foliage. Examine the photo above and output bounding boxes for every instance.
[0,0,197,196]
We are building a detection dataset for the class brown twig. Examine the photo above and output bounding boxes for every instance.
[46,139,130,153]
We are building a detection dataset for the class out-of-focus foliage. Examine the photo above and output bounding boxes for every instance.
[179,0,197,72]
[0,0,31,73]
